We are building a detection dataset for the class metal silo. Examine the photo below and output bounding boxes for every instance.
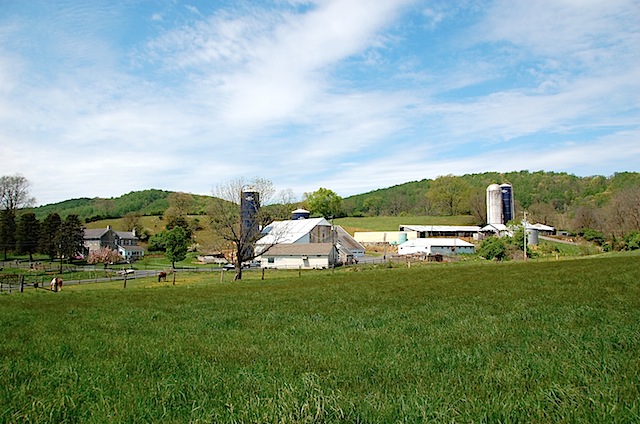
[241,191,260,258]
[486,184,502,225]
[500,183,514,223]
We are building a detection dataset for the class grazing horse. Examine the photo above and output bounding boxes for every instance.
[158,271,167,282]
[50,277,63,292]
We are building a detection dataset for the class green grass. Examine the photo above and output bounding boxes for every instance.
[2,254,639,422]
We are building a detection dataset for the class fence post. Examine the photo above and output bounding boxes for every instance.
[20,275,25,292]
[262,268,265,280]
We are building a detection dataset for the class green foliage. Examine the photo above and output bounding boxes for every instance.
[579,228,606,246]
[624,231,640,250]
[303,187,343,218]
[15,212,40,260]
[32,190,214,222]
[0,209,16,260]
[39,212,62,260]
[426,174,471,215]
[478,236,508,260]
[1,255,639,422]
[164,226,188,268]
[147,232,167,252]
[58,214,85,263]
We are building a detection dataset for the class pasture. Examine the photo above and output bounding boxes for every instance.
[1,253,639,423]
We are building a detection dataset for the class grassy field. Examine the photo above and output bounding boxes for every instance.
[1,253,639,423]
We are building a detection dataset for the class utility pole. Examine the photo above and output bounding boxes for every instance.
[523,211,528,261]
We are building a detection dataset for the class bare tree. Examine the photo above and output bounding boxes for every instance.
[0,174,36,211]
[604,187,640,237]
[208,177,278,280]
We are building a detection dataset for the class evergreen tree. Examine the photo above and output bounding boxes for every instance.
[39,213,62,261]
[16,212,40,261]
[0,209,16,260]
[58,214,85,267]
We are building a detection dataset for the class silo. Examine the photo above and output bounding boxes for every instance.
[241,191,260,258]
[291,208,311,220]
[500,183,515,223]
[486,184,503,225]
[527,228,539,245]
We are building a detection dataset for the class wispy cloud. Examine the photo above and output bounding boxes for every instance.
[0,0,638,205]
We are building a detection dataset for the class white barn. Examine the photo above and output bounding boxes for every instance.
[398,238,475,256]
[260,243,338,269]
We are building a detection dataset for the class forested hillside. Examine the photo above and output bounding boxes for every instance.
[31,171,640,237]
[33,189,213,222]
[342,171,640,236]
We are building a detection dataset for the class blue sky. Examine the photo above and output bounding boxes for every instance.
[1,0,639,206]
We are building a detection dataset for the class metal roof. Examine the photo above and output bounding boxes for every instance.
[260,243,335,257]
[258,217,331,245]
[399,225,481,232]
[399,238,474,248]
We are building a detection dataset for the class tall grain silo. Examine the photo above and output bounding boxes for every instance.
[500,183,514,223]
[241,191,260,258]
[486,184,503,225]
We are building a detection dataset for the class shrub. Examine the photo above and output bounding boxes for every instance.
[579,228,605,246]
[478,237,508,261]
[624,231,640,250]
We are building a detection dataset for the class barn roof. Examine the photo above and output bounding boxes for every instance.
[399,225,481,232]
[399,238,474,248]
[257,217,331,245]
[260,243,336,257]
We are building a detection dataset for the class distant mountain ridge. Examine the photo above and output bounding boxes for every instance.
[31,171,640,223]
[32,189,213,221]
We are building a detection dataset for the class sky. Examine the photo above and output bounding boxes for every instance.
[1,0,639,206]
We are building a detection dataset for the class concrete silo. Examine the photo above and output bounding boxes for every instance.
[500,183,515,223]
[486,184,503,225]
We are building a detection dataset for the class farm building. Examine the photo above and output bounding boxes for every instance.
[255,214,364,268]
[83,226,145,261]
[260,243,339,269]
[398,225,481,239]
[257,217,332,247]
[354,231,418,245]
[398,238,475,256]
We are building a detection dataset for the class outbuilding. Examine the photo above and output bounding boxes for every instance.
[398,238,475,256]
[260,243,339,269]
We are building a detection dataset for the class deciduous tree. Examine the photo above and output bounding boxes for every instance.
[0,174,36,211]
[426,175,470,216]
[87,247,122,266]
[303,188,342,218]
[164,226,188,269]
[208,177,277,280]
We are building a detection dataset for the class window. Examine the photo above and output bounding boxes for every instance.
[268,258,275,264]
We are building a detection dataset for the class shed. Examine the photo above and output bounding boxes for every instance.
[259,243,339,269]
[398,238,475,256]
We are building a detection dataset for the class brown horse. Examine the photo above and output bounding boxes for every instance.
[50,277,63,291]
[158,271,167,282]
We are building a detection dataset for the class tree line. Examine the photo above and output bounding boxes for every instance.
[0,174,85,265]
